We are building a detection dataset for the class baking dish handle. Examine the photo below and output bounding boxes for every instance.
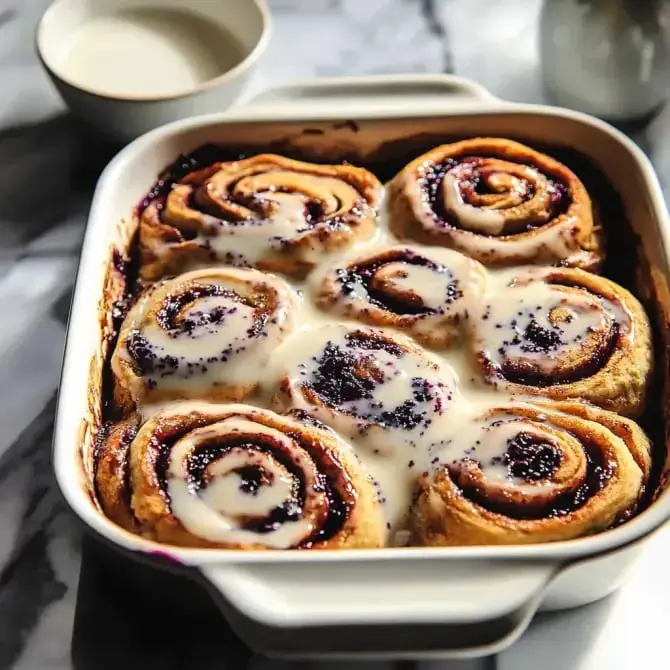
[201,557,558,656]
[238,74,499,116]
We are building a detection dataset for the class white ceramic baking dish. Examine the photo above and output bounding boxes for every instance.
[53,74,670,659]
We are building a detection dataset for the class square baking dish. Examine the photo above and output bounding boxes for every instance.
[53,74,670,659]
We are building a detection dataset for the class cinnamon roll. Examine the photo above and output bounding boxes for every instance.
[139,154,383,280]
[387,138,604,270]
[411,401,651,546]
[468,267,652,416]
[96,403,385,549]
[314,244,487,348]
[111,267,298,411]
[269,324,459,532]
[270,324,457,455]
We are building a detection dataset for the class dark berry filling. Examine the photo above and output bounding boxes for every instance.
[520,319,564,353]
[127,331,178,376]
[308,340,378,406]
[453,435,613,519]
[156,285,236,331]
[503,432,561,481]
[420,155,570,233]
[304,333,449,431]
[236,465,275,495]
[302,473,350,546]
[187,438,305,534]
[336,249,461,315]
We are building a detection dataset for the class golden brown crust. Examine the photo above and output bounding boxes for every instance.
[116,402,385,549]
[314,244,487,349]
[468,267,653,417]
[94,416,141,533]
[410,401,649,546]
[111,267,298,413]
[538,400,653,482]
[387,138,604,270]
[139,154,382,281]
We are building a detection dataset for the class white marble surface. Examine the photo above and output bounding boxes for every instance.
[0,0,668,668]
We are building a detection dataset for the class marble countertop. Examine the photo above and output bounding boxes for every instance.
[1,0,669,668]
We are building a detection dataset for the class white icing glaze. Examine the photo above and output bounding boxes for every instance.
[311,243,487,348]
[165,416,318,548]
[162,169,377,267]
[267,323,464,529]
[116,268,297,400]
[470,269,629,380]
[397,170,583,264]
[198,194,313,263]
[384,263,456,310]
[442,172,507,234]
[118,150,636,547]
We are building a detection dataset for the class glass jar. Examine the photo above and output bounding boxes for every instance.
[540,0,669,120]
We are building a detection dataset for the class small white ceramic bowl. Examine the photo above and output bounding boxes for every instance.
[37,0,271,142]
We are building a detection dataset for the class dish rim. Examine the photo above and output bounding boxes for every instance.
[53,76,670,568]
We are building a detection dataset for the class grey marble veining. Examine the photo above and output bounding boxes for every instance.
[0,1,668,669]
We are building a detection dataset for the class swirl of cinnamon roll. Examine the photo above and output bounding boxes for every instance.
[94,403,385,549]
[269,324,457,457]
[111,268,298,411]
[468,267,652,417]
[139,154,383,280]
[387,138,604,270]
[314,244,487,348]
[411,401,651,546]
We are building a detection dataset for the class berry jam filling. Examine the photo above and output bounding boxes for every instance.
[236,465,275,496]
[305,201,325,224]
[137,144,245,214]
[454,435,613,520]
[420,156,571,233]
[336,250,461,315]
[308,341,379,406]
[305,333,450,431]
[499,321,619,386]
[302,473,352,547]
[520,319,564,353]
[156,285,237,331]
[503,432,561,481]
[127,331,179,377]
[186,438,304,533]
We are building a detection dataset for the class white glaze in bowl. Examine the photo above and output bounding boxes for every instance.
[36,0,271,141]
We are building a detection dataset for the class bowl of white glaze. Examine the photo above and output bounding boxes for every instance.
[36,0,271,142]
